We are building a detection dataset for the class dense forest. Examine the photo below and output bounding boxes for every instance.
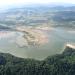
[0,46,74,75]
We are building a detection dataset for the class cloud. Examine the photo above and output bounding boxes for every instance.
[0,0,75,9]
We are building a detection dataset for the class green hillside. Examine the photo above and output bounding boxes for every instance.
[0,45,75,75]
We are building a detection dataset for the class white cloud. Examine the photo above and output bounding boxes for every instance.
[0,0,75,8]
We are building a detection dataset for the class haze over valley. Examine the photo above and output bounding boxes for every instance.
[0,4,75,59]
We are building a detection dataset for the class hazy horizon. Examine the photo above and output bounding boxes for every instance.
[0,0,75,9]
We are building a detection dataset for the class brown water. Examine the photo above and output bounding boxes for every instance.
[0,28,75,60]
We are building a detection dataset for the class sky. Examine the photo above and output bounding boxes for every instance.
[0,0,75,9]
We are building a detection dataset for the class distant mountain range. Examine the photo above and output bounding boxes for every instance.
[0,5,75,29]
[0,25,10,30]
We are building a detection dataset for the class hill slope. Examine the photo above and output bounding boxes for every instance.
[0,45,75,75]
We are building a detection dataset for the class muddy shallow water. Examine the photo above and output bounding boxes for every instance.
[0,27,75,60]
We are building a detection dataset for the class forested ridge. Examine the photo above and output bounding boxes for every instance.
[0,46,75,75]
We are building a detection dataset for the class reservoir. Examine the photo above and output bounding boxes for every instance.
[0,27,75,60]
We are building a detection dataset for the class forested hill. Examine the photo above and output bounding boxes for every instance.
[0,45,75,75]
